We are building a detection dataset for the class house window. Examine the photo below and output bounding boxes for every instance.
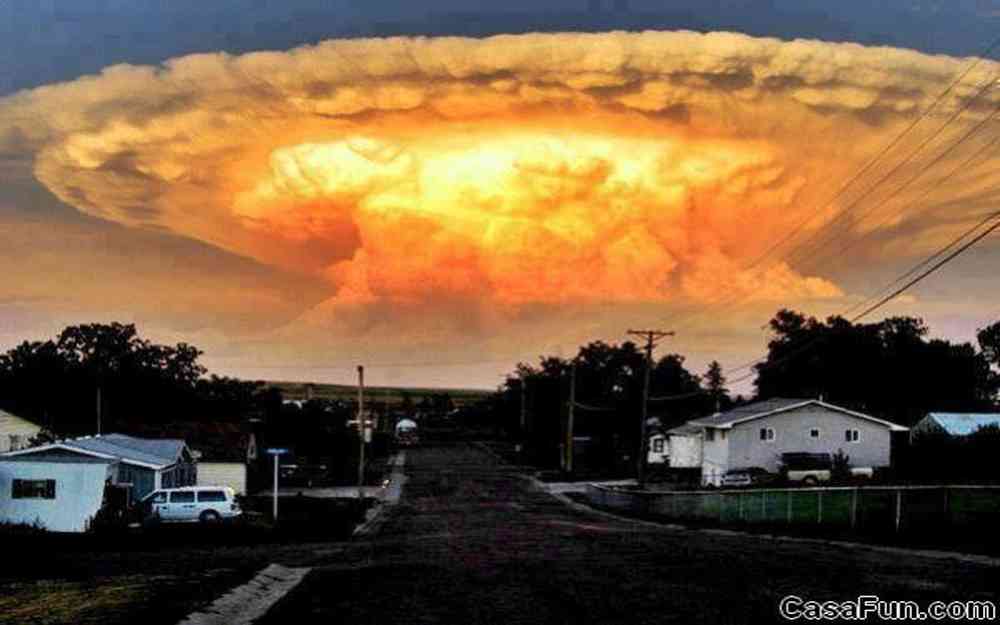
[12,479,56,499]
[759,427,776,442]
[706,429,715,442]
[845,429,861,443]
[8,434,24,451]
[809,428,820,439]
[652,439,664,453]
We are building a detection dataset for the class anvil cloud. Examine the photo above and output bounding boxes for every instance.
[1,31,998,382]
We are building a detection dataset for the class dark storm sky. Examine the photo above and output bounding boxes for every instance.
[2,0,997,95]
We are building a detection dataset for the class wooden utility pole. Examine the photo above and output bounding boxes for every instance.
[627,329,674,490]
[357,365,366,499]
[566,361,577,474]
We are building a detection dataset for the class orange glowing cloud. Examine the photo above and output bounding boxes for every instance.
[2,30,998,328]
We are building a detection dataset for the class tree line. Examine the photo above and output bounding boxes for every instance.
[0,323,268,437]
[478,310,999,472]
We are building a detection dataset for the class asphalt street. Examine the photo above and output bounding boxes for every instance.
[261,443,1000,625]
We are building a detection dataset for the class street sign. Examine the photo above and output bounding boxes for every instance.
[266,448,289,455]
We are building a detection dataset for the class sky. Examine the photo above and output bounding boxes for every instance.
[1,1,999,392]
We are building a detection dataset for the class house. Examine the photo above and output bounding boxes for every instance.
[647,433,668,465]
[911,413,1000,439]
[0,455,118,532]
[3,433,195,501]
[686,398,908,486]
[666,423,703,469]
[0,409,42,453]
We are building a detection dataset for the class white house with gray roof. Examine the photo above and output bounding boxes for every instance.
[3,433,195,501]
[687,398,908,486]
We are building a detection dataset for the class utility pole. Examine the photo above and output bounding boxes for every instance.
[627,329,674,489]
[566,361,577,474]
[357,365,366,499]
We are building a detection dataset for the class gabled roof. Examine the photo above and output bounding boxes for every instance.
[3,433,187,469]
[666,424,703,437]
[688,398,908,432]
[923,413,1000,436]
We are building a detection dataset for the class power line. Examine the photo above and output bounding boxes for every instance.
[660,46,1000,336]
[848,214,1000,322]
[740,35,1000,275]
[792,97,1000,277]
[654,209,1000,400]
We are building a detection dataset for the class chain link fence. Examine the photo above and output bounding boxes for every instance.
[586,483,1000,534]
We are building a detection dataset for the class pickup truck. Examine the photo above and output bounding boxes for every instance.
[780,452,873,485]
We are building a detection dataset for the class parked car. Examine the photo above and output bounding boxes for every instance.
[721,467,778,488]
[140,486,242,524]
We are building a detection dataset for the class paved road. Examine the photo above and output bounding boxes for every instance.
[261,443,1000,625]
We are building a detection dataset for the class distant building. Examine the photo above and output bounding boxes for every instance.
[3,433,195,501]
[647,433,668,465]
[666,423,703,469]
[686,398,907,486]
[0,410,41,453]
[911,413,1000,439]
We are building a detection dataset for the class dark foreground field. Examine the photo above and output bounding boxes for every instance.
[262,443,1000,625]
[0,500,369,625]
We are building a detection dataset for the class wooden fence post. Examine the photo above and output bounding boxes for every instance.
[738,492,744,521]
[786,491,793,523]
[817,490,823,524]
[762,491,767,521]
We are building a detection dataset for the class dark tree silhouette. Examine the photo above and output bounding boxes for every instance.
[0,323,267,436]
[755,310,997,426]
[703,360,731,413]
[495,341,705,472]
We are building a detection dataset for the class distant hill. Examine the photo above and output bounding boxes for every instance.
[266,381,493,407]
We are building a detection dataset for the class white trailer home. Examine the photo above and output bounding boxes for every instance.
[0,456,116,532]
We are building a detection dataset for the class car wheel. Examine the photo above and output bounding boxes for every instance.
[199,510,222,524]
[802,476,818,486]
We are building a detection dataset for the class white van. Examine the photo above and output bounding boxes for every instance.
[140,486,241,524]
